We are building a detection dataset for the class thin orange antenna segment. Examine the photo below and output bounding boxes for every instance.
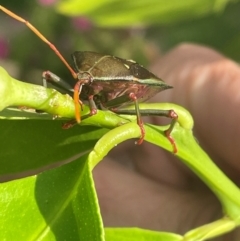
[1,5,81,121]
[0,5,77,79]
[74,81,83,123]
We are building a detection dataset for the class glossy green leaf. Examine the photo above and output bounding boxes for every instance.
[0,120,107,178]
[56,0,232,27]
[0,153,104,241]
[105,228,182,241]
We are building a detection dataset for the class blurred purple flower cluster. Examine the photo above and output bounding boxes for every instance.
[37,0,57,6]
[72,16,92,31]
[0,37,9,59]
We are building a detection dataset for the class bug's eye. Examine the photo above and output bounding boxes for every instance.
[130,64,151,79]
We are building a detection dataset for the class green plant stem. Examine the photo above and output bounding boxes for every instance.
[183,217,236,241]
[0,67,75,118]
[88,122,141,168]
[145,124,240,224]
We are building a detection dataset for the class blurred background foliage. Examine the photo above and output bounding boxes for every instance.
[0,0,240,86]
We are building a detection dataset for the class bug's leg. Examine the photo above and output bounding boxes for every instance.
[106,93,146,145]
[163,110,178,153]
[62,119,77,129]
[42,71,73,94]
[128,93,145,145]
[42,74,87,124]
[62,95,98,129]
[112,107,178,153]
[88,95,98,115]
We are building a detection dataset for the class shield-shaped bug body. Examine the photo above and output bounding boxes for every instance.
[72,51,172,108]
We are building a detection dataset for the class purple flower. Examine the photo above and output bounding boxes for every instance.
[37,0,57,6]
[0,38,9,59]
[72,16,93,31]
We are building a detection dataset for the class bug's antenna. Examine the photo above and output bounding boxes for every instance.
[0,5,78,79]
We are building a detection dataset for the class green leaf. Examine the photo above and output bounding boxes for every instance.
[56,0,232,27]
[0,119,107,178]
[0,153,104,241]
[105,228,182,241]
